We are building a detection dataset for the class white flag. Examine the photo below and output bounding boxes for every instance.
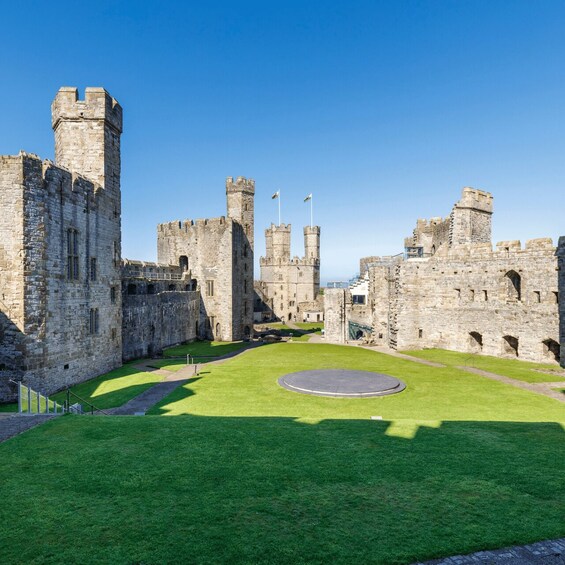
[272,191,280,200]
[304,193,312,202]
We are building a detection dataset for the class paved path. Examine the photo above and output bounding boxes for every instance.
[414,537,565,564]
[457,366,565,403]
[0,413,56,443]
[110,365,198,415]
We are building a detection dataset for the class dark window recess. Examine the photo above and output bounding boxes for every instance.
[352,295,366,305]
[67,228,79,280]
[89,308,99,334]
[111,286,117,303]
[90,257,97,281]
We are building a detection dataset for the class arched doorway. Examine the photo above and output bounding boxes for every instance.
[469,331,483,352]
[542,339,560,362]
[502,335,519,357]
[504,271,521,302]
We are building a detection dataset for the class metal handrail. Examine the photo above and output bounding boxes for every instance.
[65,388,110,416]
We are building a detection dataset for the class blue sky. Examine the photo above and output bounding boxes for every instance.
[1,1,564,282]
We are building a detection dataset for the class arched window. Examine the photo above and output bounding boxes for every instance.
[127,283,137,295]
[147,284,155,295]
[179,256,189,271]
[504,271,521,302]
[215,323,221,339]
[168,284,176,291]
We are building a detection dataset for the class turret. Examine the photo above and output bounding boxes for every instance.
[450,187,493,247]
[51,87,122,195]
[226,176,255,248]
[304,225,320,261]
[266,224,291,260]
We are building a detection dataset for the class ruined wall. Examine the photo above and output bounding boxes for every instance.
[324,289,349,343]
[373,239,559,363]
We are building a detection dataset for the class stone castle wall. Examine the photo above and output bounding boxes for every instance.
[157,177,254,341]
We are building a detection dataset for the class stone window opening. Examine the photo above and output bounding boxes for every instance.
[110,286,117,303]
[503,271,521,302]
[111,328,117,341]
[215,323,221,339]
[89,308,99,335]
[483,290,488,301]
[244,280,248,293]
[470,289,475,302]
[469,331,483,351]
[455,288,461,300]
[147,284,156,295]
[127,283,137,295]
[502,335,519,357]
[90,257,97,281]
[418,329,423,339]
[533,291,541,303]
[66,228,79,280]
[352,295,366,305]
[179,256,189,271]
[553,291,559,304]
[542,339,560,362]
[206,280,214,297]
[168,284,176,291]
[243,246,248,258]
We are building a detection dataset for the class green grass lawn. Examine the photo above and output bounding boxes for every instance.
[267,322,322,341]
[0,343,563,564]
[400,348,565,383]
[50,363,164,409]
[163,339,249,358]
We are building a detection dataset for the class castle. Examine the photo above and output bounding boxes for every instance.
[325,187,563,365]
[254,223,322,323]
[0,87,253,402]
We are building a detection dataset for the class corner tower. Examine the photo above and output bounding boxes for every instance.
[51,87,123,196]
[449,187,493,247]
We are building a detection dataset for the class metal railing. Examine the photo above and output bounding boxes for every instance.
[13,381,65,415]
[125,271,183,281]
[64,389,110,416]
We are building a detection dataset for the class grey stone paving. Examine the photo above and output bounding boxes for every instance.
[414,537,565,564]
[279,369,406,397]
[0,413,57,443]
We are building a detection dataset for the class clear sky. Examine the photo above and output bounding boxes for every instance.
[1,1,564,282]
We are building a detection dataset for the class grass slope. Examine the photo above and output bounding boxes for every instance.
[0,344,563,564]
[50,364,163,409]
[401,348,565,383]
[163,340,249,359]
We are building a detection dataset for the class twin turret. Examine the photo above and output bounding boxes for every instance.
[263,223,320,263]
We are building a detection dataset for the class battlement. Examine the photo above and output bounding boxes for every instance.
[455,186,493,213]
[226,176,255,194]
[304,225,321,235]
[51,87,122,133]
[157,216,230,237]
[0,152,111,208]
[265,223,291,234]
[122,259,185,280]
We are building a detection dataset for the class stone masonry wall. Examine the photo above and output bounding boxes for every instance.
[372,239,559,363]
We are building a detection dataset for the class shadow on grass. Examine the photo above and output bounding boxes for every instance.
[0,415,563,564]
[163,340,252,359]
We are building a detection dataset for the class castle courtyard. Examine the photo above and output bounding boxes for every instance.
[0,341,563,564]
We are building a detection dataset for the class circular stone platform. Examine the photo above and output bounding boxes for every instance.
[278,369,406,398]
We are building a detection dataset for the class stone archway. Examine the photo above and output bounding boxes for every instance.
[542,339,560,362]
[502,335,519,357]
[469,332,483,352]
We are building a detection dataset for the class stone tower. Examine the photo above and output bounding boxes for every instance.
[51,87,123,198]
[267,224,292,260]
[304,226,320,260]
[449,187,493,247]
[226,176,255,250]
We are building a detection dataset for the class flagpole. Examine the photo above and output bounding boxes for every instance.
[310,194,313,228]
[278,191,281,226]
